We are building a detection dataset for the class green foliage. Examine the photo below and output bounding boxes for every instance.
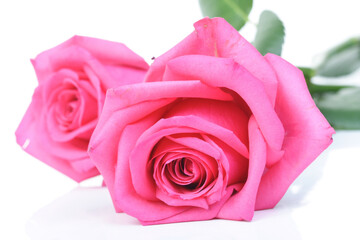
[314,88,360,129]
[198,0,360,129]
[198,0,253,30]
[300,67,358,129]
[253,10,285,56]
[300,67,350,95]
[316,37,360,77]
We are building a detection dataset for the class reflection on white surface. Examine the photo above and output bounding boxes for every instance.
[26,132,360,240]
[26,187,300,240]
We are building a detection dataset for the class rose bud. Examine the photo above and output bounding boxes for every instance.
[16,36,148,182]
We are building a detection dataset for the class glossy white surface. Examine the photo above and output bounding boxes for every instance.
[1,0,360,239]
[22,131,360,240]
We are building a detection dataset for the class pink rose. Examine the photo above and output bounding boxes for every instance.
[16,36,148,182]
[89,18,334,224]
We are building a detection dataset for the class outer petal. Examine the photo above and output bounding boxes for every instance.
[145,17,278,105]
[96,80,233,123]
[84,56,148,92]
[255,54,335,210]
[69,36,149,69]
[163,98,249,146]
[89,98,173,194]
[32,46,94,83]
[217,117,266,221]
[32,36,148,83]
[105,110,189,219]
[15,88,99,182]
[32,36,149,101]
[163,55,284,152]
[141,187,234,225]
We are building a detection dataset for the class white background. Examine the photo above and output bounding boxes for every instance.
[1,0,360,239]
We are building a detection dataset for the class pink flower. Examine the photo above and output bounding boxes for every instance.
[16,36,149,182]
[89,18,334,224]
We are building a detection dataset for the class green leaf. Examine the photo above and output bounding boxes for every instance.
[316,37,360,77]
[198,0,253,31]
[299,67,350,95]
[314,87,360,129]
[299,67,316,83]
[253,10,285,56]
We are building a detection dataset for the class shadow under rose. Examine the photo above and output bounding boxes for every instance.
[26,186,302,240]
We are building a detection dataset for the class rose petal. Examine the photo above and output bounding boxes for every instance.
[202,134,248,186]
[32,46,92,82]
[255,54,335,210]
[166,135,220,159]
[19,35,149,182]
[85,57,145,92]
[156,186,209,209]
[89,99,173,191]
[15,88,98,182]
[163,98,249,147]
[150,134,202,158]
[194,17,278,105]
[140,185,234,225]
[217,116,266,221]
[69,35,149,69]
[111,112,189,220]
[44,76,98,142]
[77,78,97,100]
[69,156,98,173]
[42,69,98,135]
[90,80,240,183]
[77,82,98,126]
[106,80,233,112]
[46,106,97,142]
[105,65,147,86]
[163,55,284,152]
[130,125,215,201]
[145,17,278,105]
[83,65,105,116]
[151,140,220,191]
[42,69,78,103]
[129,115,248,202]
[153,152,213,209]
[32,36,148,84]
